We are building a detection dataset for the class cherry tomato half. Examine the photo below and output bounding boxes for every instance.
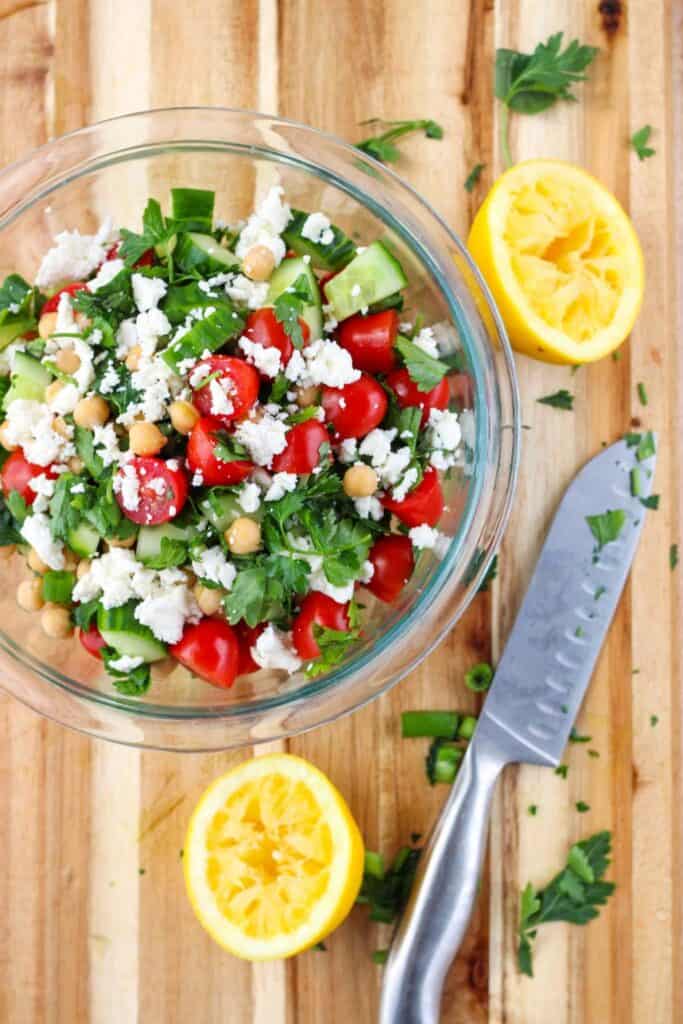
[321,373,388,440]
[365,534,415,603]
[382,466,444,528]
[79,622,106,660]
[186,417,254,486]
[115,456,188,526]
[170,618,240,688]
[271,419,330,475]
[191,355,260,423]
[292,592,350,660]
[1,451,56,504]
[244,307,310,372]
[41,281,88,314]
[235,622,265,675]
[386,367,450,426]
[338,310,399,374]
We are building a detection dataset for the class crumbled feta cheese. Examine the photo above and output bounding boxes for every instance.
[191,547,237,590]
[300,212,334,246]
[55,292,80,335]
[391,466,418,502]
[224,274,270,310]
[118,353,175,426]
[358,427,415,497]
[92,423,127,467]
[308,568,355,604]
[189,363,211,388]
[115,318,138,357]
[134,584,200,644]
[99,362,120,395]
[237,481,261,513]
[4,399,74,466]
[135,308,171,355]
[108,654,144,673]
[409,524,450,556]
[208,377,234,417]
[36,218,113,288]
[337,438,358,465]
[284,349,306,383]
[132,273,167,313]
[251,624,302,673]
[21,513,65,570]
[113,463,140,511]
[428,407,461,451]
[322,304,338,334]
[359,559,375,583]
[28,473,56,498]
[235,186,292,268]
[303,339,360,388]
[191,470,204,487]
[354,495,384,521]
[359,428,395,467]
[89,257,125,292]
[239,335,281,378]
[234,412,288,468]
[71,482,86,494]
[412,326,439,358]
[264,472,297,502]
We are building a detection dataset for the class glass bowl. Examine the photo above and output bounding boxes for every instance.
[0,108,520,751]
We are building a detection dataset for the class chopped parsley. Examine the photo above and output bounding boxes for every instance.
[630,125,655,161]
[555,764,568,779]
[670,544,679,570]
[586,509,626,555]
[395,335,450,393]
[464,163,485,192]
[273,272,314,348]
[636,381,648,406]
[537,389,574,411]
[356,118,443,165]
[576,801,590,813]
[650,714,659,727]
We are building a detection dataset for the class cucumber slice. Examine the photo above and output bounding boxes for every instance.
[281,210,355,271]
[0,318,33,352]
[136,523,188,565]
[67,521,100,558]
[199,489,263,532]
[267,257,323,341]
[97,603,167,663]
[162,303,245,372]
[5,352,52,405]
[174,232,240,276]
[171,188,215,231]
[324,241,408,322]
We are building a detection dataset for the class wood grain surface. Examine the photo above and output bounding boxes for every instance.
[0,1,681,1022]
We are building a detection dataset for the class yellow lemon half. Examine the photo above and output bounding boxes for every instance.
[468,159,644,363]
[183,753,364,960]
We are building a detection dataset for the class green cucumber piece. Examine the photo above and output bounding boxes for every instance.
[199,489,263,532]
[162,303,245,372]
[67,521,100,558]
[368,291,404,314]
[0,318,33,352]
[5,352,52,405]
[267,257,323,340]
[97,603,167,663]
[174,232,240,275]
[171,188,215,231]
[324,241,408,322]
[42,570,75,604]
[281,210,355,271]
[136,523,189,565]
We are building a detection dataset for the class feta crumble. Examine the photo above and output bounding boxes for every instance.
[235,186,292,268]
[21,513,65,570]
[36,219,113,289]
[132,273,167,313]
[251,624,302,673]
[237,482,261,514]
[239,335,281,378]
[89,257,125,292]
[191,547,237,590]
[264,472,297,502]
[234,412,288,468]
[300,212,334,247]
[409,524,450,556]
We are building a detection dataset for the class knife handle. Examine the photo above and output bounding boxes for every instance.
[379,720,507,1024]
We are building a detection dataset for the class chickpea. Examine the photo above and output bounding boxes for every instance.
[74,312,90,330]
[169,400,199,436]
[0,543,16,561]
[129,420,166,457]
[73,395,109,429]
[225,517,261,555]
[53,417,71,439]
[38,311,58,339]
[27,547,49,574]
[296,385,320,408]
[45,379,65,404]
[125,345,142,372]
[67,456,84,474]
[0,421,17,451]
[193,582,223,616]
[242,244,276,282]
[55,348,81,374]
[77,559,91,579]
[63,549,79,572]
[343,463,378,499]
[106,534,137,549]
[16,577,44,612]
[40,604,73,639]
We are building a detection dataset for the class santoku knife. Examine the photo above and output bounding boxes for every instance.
[380,437,656,1024]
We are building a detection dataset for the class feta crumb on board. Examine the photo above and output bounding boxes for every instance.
[251,624,302,673]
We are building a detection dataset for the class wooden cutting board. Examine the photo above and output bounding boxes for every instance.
[0,1,681,1021]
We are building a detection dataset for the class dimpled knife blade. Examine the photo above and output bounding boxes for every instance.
[480,437,656,767]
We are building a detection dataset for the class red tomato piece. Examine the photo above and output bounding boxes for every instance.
[321,373,388,440]
[338,310,399,374]
[382,466,444,528]
[1,451,56,505]
[170,618,240,689]
[191,355,260,423]
[235,622,265,675]
[79,622,106,660]
[386,368,450,426]
[365,534,415,603]
[114,457,188,526]
[243,307,308,372]
[186,417,254,486]
[271,419,329,474]
[41,281,88,314]
[292,592,350,660]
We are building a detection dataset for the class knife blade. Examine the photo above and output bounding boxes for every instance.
[380,437,656,1024]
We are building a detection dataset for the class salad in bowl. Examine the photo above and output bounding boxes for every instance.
[0,184,472,697]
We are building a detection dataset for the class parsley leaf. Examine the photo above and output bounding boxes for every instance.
[74,425,105,478]
[357,842,422,924]
[640,493,660,510]
[93,357,142,416]
[464,163,485,192]
[630,125,655,161]
[211,431,250,464]
[495,33,598,167]
[72,598,100,631]
[142,535,189,570]
[0,492,22,544]
[72,267,136,326]
[586,509,626,555]
[298,508,373,587]
[6,490,28,524]
[223,554,310,628]
[102,648,151,696]
[670,544,678,571]
[356,119,443,165]
[395,335,450,393]
[537,389,574,411]
[306,619,361,678]
[518,831,615,976]
[273,273,313,349]
[119,198,175,267]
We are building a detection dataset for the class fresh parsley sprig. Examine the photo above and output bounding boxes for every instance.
[630,125,655,161]
[273,273,314,349]
[356,119,443,165]
[537,389,574,411]
[518,831,615,977]
[395,335,450,393]
[495,33,599,168]
[119,198,176,267]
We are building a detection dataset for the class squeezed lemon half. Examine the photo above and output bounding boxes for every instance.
[183,753,364,960]
[468,159,644,363]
